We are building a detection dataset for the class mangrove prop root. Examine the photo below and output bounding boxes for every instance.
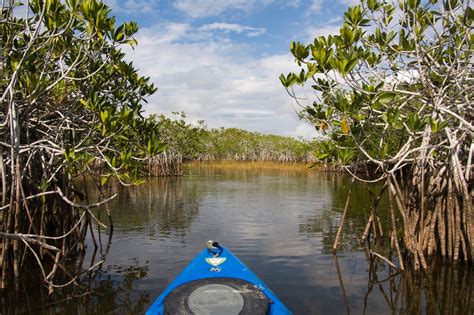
[335,153,472,271]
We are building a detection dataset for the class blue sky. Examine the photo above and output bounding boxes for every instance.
[103,0,356,138]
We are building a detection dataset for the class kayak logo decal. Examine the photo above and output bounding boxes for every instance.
[205,257,226,267]
[209,267,222,272]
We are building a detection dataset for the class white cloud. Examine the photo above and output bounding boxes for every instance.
[295,122,317,139]
[124,23,313,138]
[309,0,323,12]
[306,25,341,42]
[199,23,266,37]
[385,70,420,86]
[138,23,190,45]
[173,0,274,18]
[104,0,158,15]
[286,0,301,8]
[340,0,361,6]
[286,0,302,8]
[212,109,275,120]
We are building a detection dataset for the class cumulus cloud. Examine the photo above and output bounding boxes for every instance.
[306,25,341,42]
[199,23,266,37]
[340,0,361,6]
[309,0,323,12]
[212,109,275,120]
[286,0,302,8]
[386,70,420,86]
[104,0,158,15]
[138,23,190,45]
[173,0,274,18]
[124,22,311,138]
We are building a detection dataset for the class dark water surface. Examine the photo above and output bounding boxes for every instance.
[2,166,473,314]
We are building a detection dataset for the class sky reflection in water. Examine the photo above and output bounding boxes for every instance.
[3,166,473,314]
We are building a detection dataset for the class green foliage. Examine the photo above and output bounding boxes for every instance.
[281,0,472,168]
[1,0,165,189]
[197,127,318,162]
[150,112,206,160]
[147,114,320,163]
[0,0,170,289]
[282,0,474,266]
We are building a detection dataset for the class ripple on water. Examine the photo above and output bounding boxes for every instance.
[12,167,473,315]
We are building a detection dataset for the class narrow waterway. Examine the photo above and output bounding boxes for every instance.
[2,166,473,314]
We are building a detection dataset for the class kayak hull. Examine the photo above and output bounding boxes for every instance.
[146,244,292,314]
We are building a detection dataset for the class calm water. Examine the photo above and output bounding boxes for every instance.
[2,166,473,314]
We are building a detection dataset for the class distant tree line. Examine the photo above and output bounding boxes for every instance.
[197,127,318,163]
[147,112,322,175]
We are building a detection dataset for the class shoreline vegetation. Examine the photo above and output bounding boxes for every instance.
[281,0,473,269]
[1,0,166,291]
[184,160,333,171]
[0,0,472,301]
[146,113,331,176]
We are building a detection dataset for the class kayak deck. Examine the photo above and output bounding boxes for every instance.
[146,242,291,314]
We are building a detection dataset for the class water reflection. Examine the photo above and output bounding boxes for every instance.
[333,254,351,314]
[311,253,474,315]
[0,253,150,314]
[360,256,474,314]
[2,167,473,314]
[108,177,200,238]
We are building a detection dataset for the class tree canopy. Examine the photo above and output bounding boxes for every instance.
[148,113,319,164]
[1,0,164,290]
[282,0,473,268]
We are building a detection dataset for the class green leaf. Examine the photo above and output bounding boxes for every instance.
[407,0,420,9]
[79,99,89,108]
[279,73,298,88]
[368,0,377,10]
[147,139,152,154]
[279,73,287,87]
[377,92,396,104]
[306,108,317,116]
[393,121,404,130]
[154,143,167,155]
[407,113,423,131]
[116,135,129,141]
[466,7,474,23]
[101,175,110,186]
[100,110,108,122]
[382,112,389,123]
[438,121,448,131]
[127,38,138,46]
[115,31,124,42]
[345,58,358,73]
[371,102,382,110]
[382,143,389,157]
[337,147,356,164]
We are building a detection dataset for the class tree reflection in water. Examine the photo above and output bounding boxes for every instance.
[0,245,150,315]
[3,169,471,314]
[104,177,200,238]
[333,253,474,314]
